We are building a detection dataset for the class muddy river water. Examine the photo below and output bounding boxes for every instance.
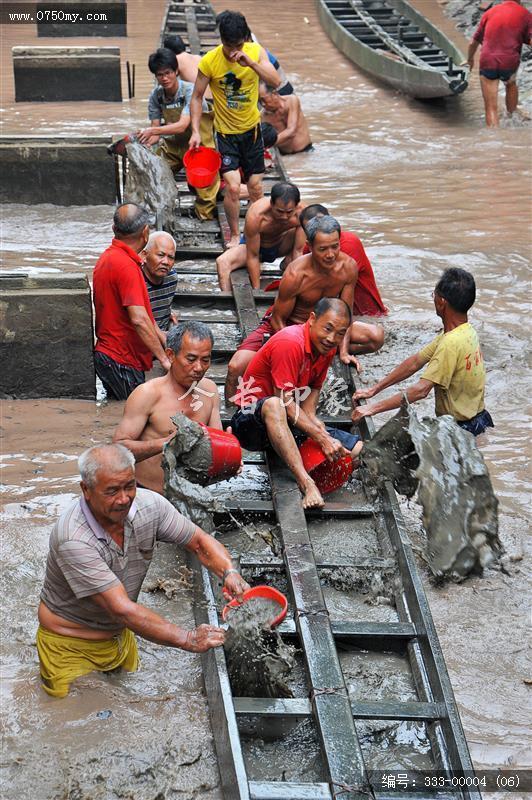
[1,1,530,798]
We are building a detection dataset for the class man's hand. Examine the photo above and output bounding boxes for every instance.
[183,624,225,652]
[223,572,250,602]
[340,352,362,372]
[351,404,372,425]
[317,433,350,463]
[229,49,253,68]
[137,128,160,146]
[160,355,171,372]
[352,385,377,402]
[188,132,201,150]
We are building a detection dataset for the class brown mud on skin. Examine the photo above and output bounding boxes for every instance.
[224,597,295,699]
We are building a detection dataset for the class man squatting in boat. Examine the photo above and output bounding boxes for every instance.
[230,298,364,510]
[189,10,280,248]
[224,214,385,405]
[464,0,531,128]
[36,444,249,698]
[352,268,494,438]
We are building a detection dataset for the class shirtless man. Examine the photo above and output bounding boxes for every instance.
[113,321,221,493]
[163,34,213,100]
[215,181,305,291]
[260,83,312,155]
[225,215,384,404]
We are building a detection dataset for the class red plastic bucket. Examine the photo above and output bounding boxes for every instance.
[200,424,242,481]
[299,437,353,494]
[183,146,221,188]
[222,585,288,627]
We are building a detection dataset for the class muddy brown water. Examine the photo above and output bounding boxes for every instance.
[1,0,531,797]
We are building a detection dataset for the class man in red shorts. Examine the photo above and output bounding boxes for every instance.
[224,215,384,404]
[230,298,363,510]
[465,0,531,127]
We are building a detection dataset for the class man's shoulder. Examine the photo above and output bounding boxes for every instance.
[199,45,222,69]
[336,251,359,278]
[134,488,174,522]
[198,375,218,395]
[129,375,165,406]
[52,500,92,546]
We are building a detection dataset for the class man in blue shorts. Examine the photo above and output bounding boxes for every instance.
[215,181,305,291]
[230,297,362,510]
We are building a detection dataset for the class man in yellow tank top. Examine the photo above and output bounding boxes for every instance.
[189,10,280,247]
[352,268,494,437]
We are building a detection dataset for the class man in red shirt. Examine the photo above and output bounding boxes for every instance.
[93,204,171,400]
[229,298,363,510]
[466,0,531,127]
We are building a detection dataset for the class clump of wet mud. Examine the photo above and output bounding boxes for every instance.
[224,598,294,698]
[361,402,503,580]
[143,566,194,599]
[125,140,177,230]
[162,413,224,531]
[321,563,397,605]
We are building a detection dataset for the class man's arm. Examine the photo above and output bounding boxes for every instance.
[338,278,356,365]
[290,219,307,263]
[232,47,280,87]
[113,383,174,462]
[189,71,210,149]
[127,305,171,370]
[243,211,262,289]
[137,117,162,146]
[138,113,191,141]
[351,378,433,424]
[91,582,225,652]
[269,268,300,331]
[465,38,480,69]
[352,352,429,403]
[206,381,223,430]
[185,528,248,600]
[274,386,347,462]
[275,96,300,147]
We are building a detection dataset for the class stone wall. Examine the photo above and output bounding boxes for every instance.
[0,273,96,399]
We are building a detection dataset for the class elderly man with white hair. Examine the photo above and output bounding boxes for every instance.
[141,230,178,343]
[36,443,248,698]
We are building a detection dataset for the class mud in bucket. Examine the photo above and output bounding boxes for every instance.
[222,585,288,628]
[183,146,221,188]
[199,424,242,481]
[299,437,353,494]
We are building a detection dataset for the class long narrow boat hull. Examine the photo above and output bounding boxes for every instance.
[317,0,468,99]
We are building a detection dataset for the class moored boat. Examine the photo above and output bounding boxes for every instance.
[317,0,469,99]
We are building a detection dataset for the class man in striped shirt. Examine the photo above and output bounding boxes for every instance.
[141,231,179,341]
[37,444,248,697]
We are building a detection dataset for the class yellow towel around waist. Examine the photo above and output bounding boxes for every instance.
[36,624,138,698]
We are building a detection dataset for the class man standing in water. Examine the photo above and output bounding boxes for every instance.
[93,204,171,400]
[230,298,363,510]
[113,322,221,493]
[36,444,248,697]
[188,10,280,248]
[352,268,494,437]
[215,181,305,291]
[465,0,531,127]
[259,83,312,155]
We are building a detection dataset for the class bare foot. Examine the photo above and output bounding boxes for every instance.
[301,479,324,510]
[225,236,240,249]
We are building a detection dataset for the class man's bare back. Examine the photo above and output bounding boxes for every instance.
[261,94,311,154]
[114,373,220,493]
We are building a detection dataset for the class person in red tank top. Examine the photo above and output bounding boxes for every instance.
[465,0,532,127]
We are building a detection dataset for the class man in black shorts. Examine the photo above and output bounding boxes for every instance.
[189,11,280,247]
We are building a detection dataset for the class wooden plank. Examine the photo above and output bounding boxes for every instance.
[239,555,396,570]
[233,697,446,722]
[277,619,417,641]
[222,499,374,517]
[249,783,331,800]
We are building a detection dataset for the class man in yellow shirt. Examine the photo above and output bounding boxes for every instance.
[189,10,280,247]
[352,268,494,437]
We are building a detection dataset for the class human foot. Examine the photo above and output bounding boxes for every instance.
[301,479,324,510]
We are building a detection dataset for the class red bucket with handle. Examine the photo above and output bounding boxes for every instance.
[183,146,221,188]
[222,585,288,628]
[299,437,353,494]
[199,424,242,481]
